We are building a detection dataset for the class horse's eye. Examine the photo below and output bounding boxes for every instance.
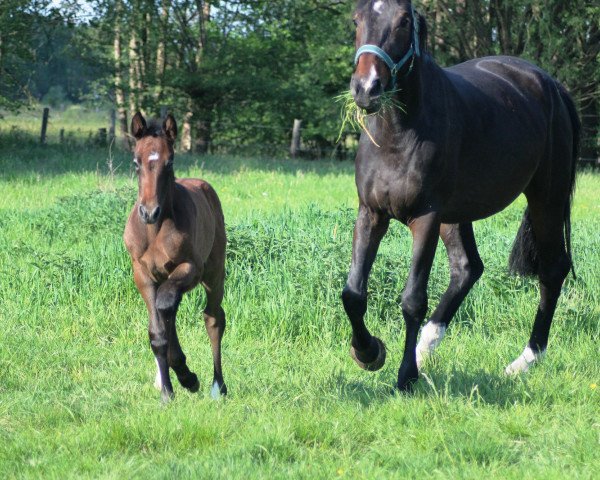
[165,162,174,170]
[397,17,410,29]
[353,18,358,27]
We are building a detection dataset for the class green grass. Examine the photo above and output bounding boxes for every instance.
[0,140,599,479]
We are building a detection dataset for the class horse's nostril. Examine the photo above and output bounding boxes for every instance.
[370,79,382,97]
[151,207,161,222]
[139,204,147,219]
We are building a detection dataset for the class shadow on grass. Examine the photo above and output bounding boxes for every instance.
[327,365,533,409]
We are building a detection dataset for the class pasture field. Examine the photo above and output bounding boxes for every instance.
[0,139,599,479]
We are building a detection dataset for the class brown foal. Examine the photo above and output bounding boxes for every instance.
[124,112,227,402]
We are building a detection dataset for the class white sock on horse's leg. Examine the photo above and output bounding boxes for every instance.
[416,322,446,369]
[154,358,162,390]
[505,346,545,375]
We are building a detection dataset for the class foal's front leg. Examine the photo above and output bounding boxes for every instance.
[398,212,440,391]
[156,262,201,397]
[133,264,174,402]
[342,204,390,371]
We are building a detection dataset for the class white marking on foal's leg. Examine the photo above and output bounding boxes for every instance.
[154,358,162,391]
[505,346,545,375]
[210,381,222,400]
[416,322,447,369]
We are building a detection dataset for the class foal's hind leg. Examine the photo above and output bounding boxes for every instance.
[416,223,484,368]
[202,271,227,399]
[505,203,570,374]
[342,205,390,371]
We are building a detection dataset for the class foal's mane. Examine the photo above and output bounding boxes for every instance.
[140,120,167,140]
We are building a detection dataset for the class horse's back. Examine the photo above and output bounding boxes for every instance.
[437,56,575,222]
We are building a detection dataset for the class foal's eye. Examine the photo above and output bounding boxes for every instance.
[133,158,140,170]
[353,18,358,27]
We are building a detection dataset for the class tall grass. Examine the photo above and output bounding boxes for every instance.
[0,141,599,478]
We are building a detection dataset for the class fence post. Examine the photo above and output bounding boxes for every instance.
[40,107,50,144]
[59,129,65,144]
[97,128,108,146]
[291,119,302,158]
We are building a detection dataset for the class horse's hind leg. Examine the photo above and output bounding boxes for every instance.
[416,223,484,368]
[505,201,570,374]
[202,272,227,399]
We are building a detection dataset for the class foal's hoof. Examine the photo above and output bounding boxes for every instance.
[396,362,419,393]
[161,387,175,404]
[350,336,386,372]
[180,372,200,393]
[210,381,227,400]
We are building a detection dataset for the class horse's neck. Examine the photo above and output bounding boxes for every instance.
[376,54,441,135]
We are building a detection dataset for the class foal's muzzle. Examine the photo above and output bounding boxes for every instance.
[139,204,161,224]
[351,74,382,112]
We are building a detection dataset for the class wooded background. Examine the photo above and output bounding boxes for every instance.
[1,0,598,158]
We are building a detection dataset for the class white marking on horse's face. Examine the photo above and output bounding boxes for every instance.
[373,0,384,14]
[148,151,160,162]
[363,64,379,92]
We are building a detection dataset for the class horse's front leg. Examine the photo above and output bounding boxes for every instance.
[342,204,390,371]
[398,211,440,391]
[156,262,201,399]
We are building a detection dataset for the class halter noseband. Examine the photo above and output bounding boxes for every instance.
[354,5,421,89]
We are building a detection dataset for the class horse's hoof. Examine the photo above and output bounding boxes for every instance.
[396,362,419,392]
[210,381,227,400]
[180,372,200,393]
[350,336,386,372]
[505,346,545,375]
[161,387,175,404]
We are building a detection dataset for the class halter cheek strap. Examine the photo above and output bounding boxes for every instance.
[354,5,421,89]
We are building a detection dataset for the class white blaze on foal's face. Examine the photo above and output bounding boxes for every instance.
[148,151,160,162]
[373,1,385,15]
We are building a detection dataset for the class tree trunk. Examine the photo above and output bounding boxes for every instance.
[194,116,211,154]
[128,31,139,115]
[154,0,171,105]
[113,0,130,150]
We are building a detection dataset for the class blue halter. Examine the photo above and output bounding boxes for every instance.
[354,5,421,89]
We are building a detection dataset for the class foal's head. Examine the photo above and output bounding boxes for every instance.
[351,0,425,111]
[131,112,178,225]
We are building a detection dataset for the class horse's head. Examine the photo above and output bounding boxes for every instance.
[131,112,178,225]
[351,0,424,111]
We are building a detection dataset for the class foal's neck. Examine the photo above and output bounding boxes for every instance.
[143,177,176,239]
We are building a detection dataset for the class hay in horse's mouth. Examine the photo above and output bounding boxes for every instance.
[335,90,405,148]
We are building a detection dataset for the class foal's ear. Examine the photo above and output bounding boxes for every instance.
[163,114,178,143]
[131,112,147,140]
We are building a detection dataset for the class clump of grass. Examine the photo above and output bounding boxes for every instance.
[335,89,405,147]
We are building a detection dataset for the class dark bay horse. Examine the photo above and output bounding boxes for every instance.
[124,112,227,402]
[343,0,579,391]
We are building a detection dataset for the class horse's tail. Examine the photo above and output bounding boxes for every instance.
[509,207,538,277]
[559,85,580,279]
[509,85,580,278]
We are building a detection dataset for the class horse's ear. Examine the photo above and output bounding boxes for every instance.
[163,114,178,143]
[417,11,428,53]
[131,112,147,140]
